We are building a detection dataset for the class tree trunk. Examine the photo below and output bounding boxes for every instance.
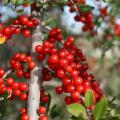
[27,26,43,120]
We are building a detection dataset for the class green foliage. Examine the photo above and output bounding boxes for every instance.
[93,97,108,120]
[78,4,94,13]
[67,103,87,118]
[84,90,94,108]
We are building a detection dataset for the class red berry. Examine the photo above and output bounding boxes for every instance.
[12,82,20,90]
[17,69,24,77]
[23,30,31,37]
[0,78,4,84]
[62,77,71,86]
[73,77,83,85]
[20,108,27,114]
[39,106,47,114]
[20,83,29,91]
[26,56,32,63]
[48,54,59,65]
[57,69,65,78]
[29,62,36,69]
[0,68,5,77]
[39,115,48,120]
[19,15,29,25]
[32,19,39,26]
[2,27,11,35]
[19,54,26,61]
[26,21,33,28]
[55,86,63,94]
[66,85,75,93]
[21,114,29,120]
[20,93,28,101]
[14,89,21,96]
[35,45,42,53]
[71,91,80,101]
[6,78,14,86]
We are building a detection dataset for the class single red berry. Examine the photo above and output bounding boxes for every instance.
[66,85,75,93]
[14,89,21,96]
[12,82,20,90]
[48,54,59,65]
[38,106,47,114]
[19,83,29,91]
[39,115,48,120]
[0,78,4,84]
[71,91,80,101]
[19,54,26,61]
[21,114,29,120]
[26,56,32,63]
[20,108,27,114]
[6,78,14,86]
[0,68,5,77]
[62,77,71,86]
[19,15,29,25]
[28,62,36,69]
[23,29,31,37]
[20,93,28,101]
[57,69,65,78]
[26,21,33,28]
[17,69,24,77]
[35,45,42,53]
[73,77,83,85]
[55,86,63,94]
[64,96,72,105]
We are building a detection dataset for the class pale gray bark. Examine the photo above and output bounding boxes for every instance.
[27,26,43,120]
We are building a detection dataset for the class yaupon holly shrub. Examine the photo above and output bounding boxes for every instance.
[0,0,120,120]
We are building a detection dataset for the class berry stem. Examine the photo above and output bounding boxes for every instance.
[3,69,13,79]
[27,26,43,120]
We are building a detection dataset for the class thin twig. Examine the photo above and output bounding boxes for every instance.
[3,69,13,79]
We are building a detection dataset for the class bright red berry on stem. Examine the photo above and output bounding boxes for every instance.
[0,68,5,77]
[23,29,31,37]
[19,15,29,25]
[39,106,47,114]
[21,114,29,120]
[55,86,63,94]
[39,115,48,120]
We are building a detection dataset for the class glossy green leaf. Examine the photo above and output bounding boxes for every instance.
[79,4,94,12]
[67,103,86,118]
[93,96,108,120]
[84,90,94,108]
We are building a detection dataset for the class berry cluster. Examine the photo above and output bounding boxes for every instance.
[20,108,29,120]
[10,53,36,78]
[39,106,48,120]
[0,27,104,119]
[35,28,103,109]
[67,0,94,31]
[0,15,39,41]
[0,76,28,101]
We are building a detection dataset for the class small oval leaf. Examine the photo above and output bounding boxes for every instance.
[93,96,108,120]
[0,37,6,44]
[67,103,86,118]
[84,90,94,108]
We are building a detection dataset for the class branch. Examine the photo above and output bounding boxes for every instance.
[3,69,13,79]
[27,26,43,120]
[86,109,93,120]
